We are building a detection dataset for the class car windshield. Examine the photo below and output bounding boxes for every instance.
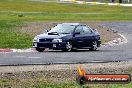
[49,24,75,34]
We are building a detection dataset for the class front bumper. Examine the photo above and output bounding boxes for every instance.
[33,42,67,49]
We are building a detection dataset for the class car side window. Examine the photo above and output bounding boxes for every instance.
[75,26,84,34]
[82,26,92,34]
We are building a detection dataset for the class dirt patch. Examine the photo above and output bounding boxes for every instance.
[16,22,121,43]
[16,22,57,36]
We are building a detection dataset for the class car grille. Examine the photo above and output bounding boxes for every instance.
[39,39,52,42]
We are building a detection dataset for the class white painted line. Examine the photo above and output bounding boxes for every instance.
[15,56,26,58]
[85,1,132,7]
[120,4,132,7]
[28,57,41,59]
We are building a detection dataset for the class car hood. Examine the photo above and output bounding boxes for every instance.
[35,33,71,39]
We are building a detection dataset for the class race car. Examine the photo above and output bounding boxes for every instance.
[33,23,101,52]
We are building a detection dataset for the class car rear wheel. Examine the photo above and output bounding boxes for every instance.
[36,48,45,52]
[62,42,73,52]
[89,41,98,51]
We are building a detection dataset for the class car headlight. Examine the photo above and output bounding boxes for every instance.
[33,37,39,42]
[52,39,62,43]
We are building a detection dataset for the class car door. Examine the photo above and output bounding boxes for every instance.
[82,25,95,47]
[72,25,85,48]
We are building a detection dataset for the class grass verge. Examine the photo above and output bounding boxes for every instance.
[34,82,132,88]
[0,20,33,48]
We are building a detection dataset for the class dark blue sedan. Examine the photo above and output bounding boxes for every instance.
[33,23,101,52]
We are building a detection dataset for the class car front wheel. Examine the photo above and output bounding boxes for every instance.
[89,41,98,51]
[62,42,73,52]
[36,48,45,52]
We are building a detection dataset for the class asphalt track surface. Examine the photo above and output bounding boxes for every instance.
[0,22,132,65]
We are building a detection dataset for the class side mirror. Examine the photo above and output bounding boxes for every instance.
[73,32,80,37]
